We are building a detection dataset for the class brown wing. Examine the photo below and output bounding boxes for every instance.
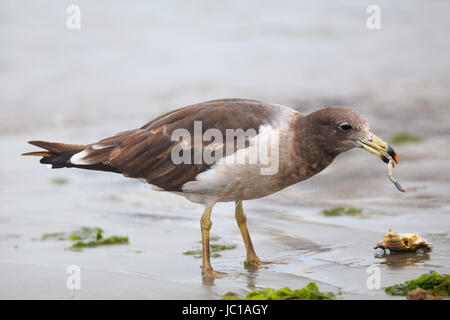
[71,98,278,191]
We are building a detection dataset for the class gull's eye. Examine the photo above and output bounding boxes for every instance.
[339,123,352,132]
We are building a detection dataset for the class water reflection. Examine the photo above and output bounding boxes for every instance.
[200,264,263,293]
[375,251,430,269]
[245,269,258,289]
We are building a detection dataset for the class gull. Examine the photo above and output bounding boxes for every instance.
[23,98,399,277]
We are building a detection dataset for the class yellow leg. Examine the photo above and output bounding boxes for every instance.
[200,207,226,277]
[235,201,283,267]
[235,201,260,264]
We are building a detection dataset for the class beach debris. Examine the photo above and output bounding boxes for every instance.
[222,282,339,300]
[385,271,449,297]
[223,291,238,298]
[406,288,443,300]
[388,159,406,192]
[375,229,432,253]
[321,206,362,217]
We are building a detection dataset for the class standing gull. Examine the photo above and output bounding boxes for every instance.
[23,98,399,277]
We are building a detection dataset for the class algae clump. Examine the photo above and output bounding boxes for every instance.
[223,282,338,300]
[183,244,236,258]
[41,227,103,242]
[183,236,236,258]
[70,227,103,241]
[321,206,362,217]
[390,132,423,145]
[385,272,449,296]
[71,235,129,249]
[209,235,221,242]
[51,177,68,185]
[183,249,222,258]
[69,227,129,249]
[38,227,129,251]
[41,232,67,241]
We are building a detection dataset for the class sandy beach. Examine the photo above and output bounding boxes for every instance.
[1,0,449,299]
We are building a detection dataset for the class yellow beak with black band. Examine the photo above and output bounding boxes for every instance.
[358,132,398,164]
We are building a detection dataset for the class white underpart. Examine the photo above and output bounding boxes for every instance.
[181,105,297,207]
[138,178,164,191]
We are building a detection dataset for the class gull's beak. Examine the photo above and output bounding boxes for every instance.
[358,132,398,164]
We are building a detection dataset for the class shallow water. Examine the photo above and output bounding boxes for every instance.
[1,0,449,299]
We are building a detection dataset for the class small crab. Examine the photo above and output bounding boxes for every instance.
[374,229,432,253]
[388,159,406,192]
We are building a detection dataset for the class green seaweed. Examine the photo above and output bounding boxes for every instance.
[41,227,103,241]
[390,132,423,145]
[321,206,362,217]
[183,249,202,256]
[41,232,67,241]
[210,235,221,242]
[197,235,221,243]
[183,249,222,258]
[385,272,450,296]
[70,227,103,241]
[210,244,237,251]
[223,282,338,300]
[39,227,129,251]
[51,177,68,185]
[71,235,129,249]
[183,241,236,258]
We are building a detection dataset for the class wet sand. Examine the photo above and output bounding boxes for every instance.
[1,1,449,299]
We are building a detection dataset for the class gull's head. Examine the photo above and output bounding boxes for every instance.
[305,106,398,164]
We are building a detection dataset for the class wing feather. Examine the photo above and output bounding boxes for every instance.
[70,99,287,191]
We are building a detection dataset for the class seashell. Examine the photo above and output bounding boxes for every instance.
[374,229,432,252]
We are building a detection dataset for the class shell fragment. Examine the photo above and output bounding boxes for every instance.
[374,229,432,252]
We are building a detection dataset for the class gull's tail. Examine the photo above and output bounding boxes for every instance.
[22,140,119,173]
[23,141,86,168]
